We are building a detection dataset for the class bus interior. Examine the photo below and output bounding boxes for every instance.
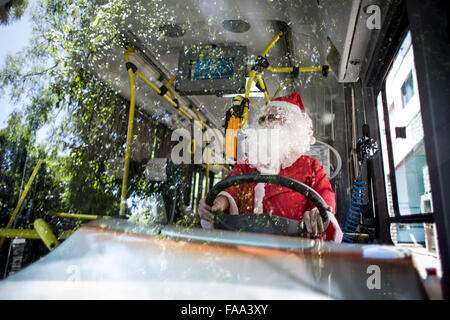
[0,0,448,300]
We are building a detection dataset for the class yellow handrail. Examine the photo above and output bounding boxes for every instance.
[125,49,160,80]
[135,69,231,165]
[242,31,284,126]
[34,218,60,251]
[272,77,293,99]
[0,157,103,250]
[165,74,177,87]
[256,73,270,103]
[119,65,137,216]
[242,70,255,126]
[0,228,41,239]
[48,212,104,220]
[267,65,325,73]
[261,31,284,57]
[266,66,293,73]
[0,159,44,249]
[0,227,72,242]
[123,50,235,166]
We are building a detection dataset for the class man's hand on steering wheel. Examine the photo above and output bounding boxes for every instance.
[202,173,332,238]
[198,195,229,224]
[303,206,333,239]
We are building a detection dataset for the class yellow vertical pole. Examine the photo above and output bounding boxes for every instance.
[225,117,241,159]
[204,131,210,193]
[242,70,255,126]
[260,31,283,57]
[256,73,270,103]
[206,147,210,191]
[119,67,137,216]
[0,159,44,250]
[272,77,292,99]
[243,31,283,126]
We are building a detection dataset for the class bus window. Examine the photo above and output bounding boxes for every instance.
[376,31,439,257]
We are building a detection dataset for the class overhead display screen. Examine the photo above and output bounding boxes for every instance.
[176,44,247,96]
[189,57,235,80]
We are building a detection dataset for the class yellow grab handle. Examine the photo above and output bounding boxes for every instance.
[256,73,270,103]
[225,116,242,159]
[34,219,60,251]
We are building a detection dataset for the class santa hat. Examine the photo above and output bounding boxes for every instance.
[266,92,306,115]
[265,92,315,144]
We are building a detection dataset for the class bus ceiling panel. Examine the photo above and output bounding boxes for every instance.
[344,0,387,83]
[88,0,374,76]
[88,1,345,81]
[319,0,383,83]
[118,0,331,65]
[86,0,380,126]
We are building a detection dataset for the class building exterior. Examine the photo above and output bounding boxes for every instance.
[378,31,438,252]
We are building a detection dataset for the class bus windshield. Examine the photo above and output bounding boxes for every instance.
[0,0,447,300]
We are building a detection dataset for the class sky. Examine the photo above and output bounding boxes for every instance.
[0,4,33,129]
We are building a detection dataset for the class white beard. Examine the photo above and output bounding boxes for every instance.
[239,108,315,174]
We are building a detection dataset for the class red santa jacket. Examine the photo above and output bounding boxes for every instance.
[219,155,343,242]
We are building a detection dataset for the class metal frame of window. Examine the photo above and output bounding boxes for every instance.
[406,0,450,298]
[361,85,393,243]
[380,86,402,219]
[361,0,407,245]
[362,0,434,226]
[377,39,434,225]
[362,0,449,298]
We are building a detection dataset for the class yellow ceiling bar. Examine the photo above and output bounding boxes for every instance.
[0,228,41,239]
[122,49,235,205]
[125,49,235,162]
[133,68,234,165]
[242,31,284,126]
[261,31,284,57]
[267,65,328,73]
[48,212,103,220]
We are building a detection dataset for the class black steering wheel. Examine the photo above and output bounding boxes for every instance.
[205,173,330,237]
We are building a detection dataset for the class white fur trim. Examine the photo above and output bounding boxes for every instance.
[327,212,343,243]
[218,191,239,215]
[267,100,305,118]
[254,183,265,214]
[201,191,239,230]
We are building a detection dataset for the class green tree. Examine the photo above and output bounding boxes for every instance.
[0,0,28,25]
[0,0,186,222]
[0,111,68,228]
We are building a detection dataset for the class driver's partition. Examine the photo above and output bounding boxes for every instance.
[0,218,428,299]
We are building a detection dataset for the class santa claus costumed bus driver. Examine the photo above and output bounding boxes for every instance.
[198,92,343,242]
